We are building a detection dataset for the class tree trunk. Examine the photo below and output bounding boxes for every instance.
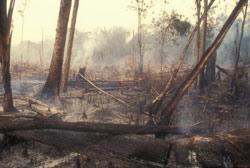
[159,0,248,126]
[7,125,250,167]
[205,51,217,85]
[160,38,165,72]
[61,0,79,93]
[199,0,208,93]
[232,3,248,97]
[137,2,143,74]
[0,0,16,112]
[195,0,201,89]
[41,0,72,100]
[0,118,210,135]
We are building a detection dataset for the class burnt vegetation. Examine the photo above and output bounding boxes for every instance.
[1,0,250,167]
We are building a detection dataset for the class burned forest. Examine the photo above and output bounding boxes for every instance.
[1,0,250,167]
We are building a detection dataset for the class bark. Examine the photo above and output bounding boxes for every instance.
[159,0,248,125]
[232,24,239,97]
[11,130,171,165]
[41,0,72,99]
[232,3,248,97]
[0,0,16,112]
[148,0,216,119]
[195,0,201,89]
[137,1,143,74]
[199,0,208,93]
[61,0,79,93]
[0,118,210,135]
[7,126,250,167]
[205,51,217,85]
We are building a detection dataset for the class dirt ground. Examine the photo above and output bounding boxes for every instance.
[0,65,250,167]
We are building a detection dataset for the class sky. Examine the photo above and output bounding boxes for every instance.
[11,0,236,45]
[11,0,197,44]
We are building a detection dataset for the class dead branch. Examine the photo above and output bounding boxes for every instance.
[78,73,137,112]
[216,64,231,75]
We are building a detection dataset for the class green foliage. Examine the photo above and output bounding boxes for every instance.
[171,13,191,36]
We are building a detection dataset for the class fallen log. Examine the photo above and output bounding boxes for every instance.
[11,130,171,165]
[0,118,210,135]
[8,127,250,167]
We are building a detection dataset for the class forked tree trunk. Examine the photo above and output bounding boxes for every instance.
[199,0,208,93]
[41,0,72,100]
[61,0,79,93]
[0,0,16,112]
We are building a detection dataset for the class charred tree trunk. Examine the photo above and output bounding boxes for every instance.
[158,0,248,126]
[3,119,250,167]
[41,0,72,100]
[195,0,201,89]
[0,0,16,112]
[205,51,217,85]
[199,0,208,93]
[61,0,79,93]
[232,24,240,97]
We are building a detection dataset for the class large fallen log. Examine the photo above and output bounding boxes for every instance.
[0,118,210,135]
[8,127,250,167]
[11,130,171,166]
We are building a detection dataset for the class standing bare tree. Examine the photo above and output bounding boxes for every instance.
[41,0,72,100]
[195,0,201,88]
[61,0,79,93]
[136,0,144,74]
[0,0,16,112]
[18,0,29,64]
[199,0,208,92]
[130,0,152,74]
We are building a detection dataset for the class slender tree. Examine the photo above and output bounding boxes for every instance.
[61,0,79,93]
[130,0,152,74]
[195,0,201,88]
[199,0,208,93]
[0,0,16,112]
[137,0,144,74]
[232,3,248,97]
[41,0,72,100]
